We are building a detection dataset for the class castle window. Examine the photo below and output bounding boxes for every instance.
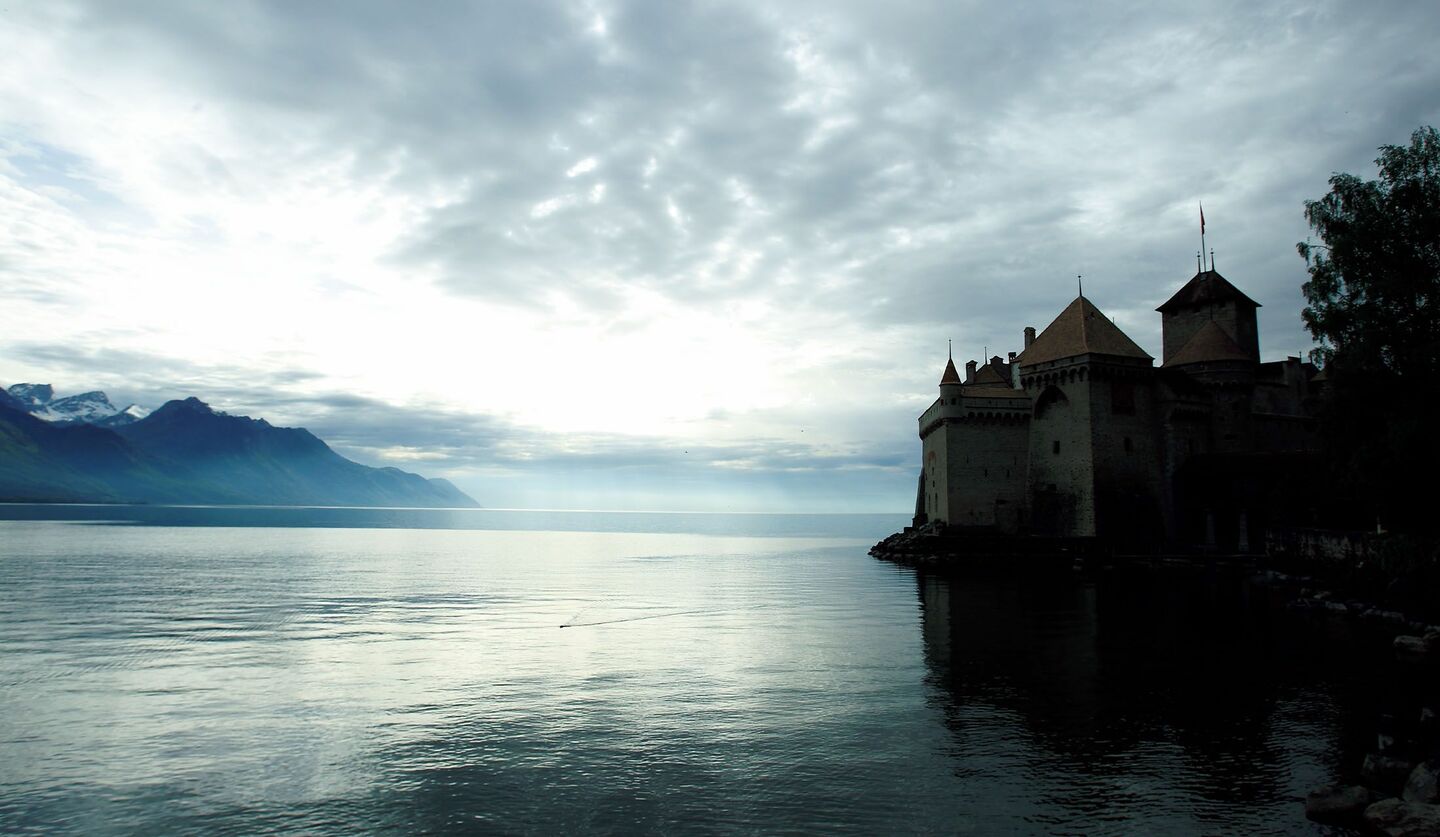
[1052,440,1061,455]
[1124,436,1133,453]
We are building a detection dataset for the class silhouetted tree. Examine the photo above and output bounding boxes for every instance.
[1298,126,1440,532]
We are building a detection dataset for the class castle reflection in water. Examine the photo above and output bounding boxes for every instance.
[913,568,1387,831]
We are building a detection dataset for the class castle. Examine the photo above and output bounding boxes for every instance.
[914,265,1319,551]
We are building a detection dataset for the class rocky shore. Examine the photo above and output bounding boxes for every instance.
[1292,603,1440,834]
[868,522,1112,572]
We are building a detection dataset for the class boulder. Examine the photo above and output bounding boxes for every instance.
[1363,798,1440,837]
[1363,608,1410,627]
[1396,635,1432,660]
[1305,784,1372,822]
[1366,754,1417,795]
[1406,761,1440,805]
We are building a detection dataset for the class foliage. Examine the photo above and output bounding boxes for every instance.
[1297,127,1440,532]
[1299,126,1440,375]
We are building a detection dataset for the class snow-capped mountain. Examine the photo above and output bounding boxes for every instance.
[96,404,151,428]
[4,384,148,427]
[7,383,54,411]
[0,392,478,507]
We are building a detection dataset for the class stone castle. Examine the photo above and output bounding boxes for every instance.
[914,266,1319,551]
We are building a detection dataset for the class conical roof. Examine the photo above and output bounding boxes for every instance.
[1016,297,1153,366]
[1163,320,1253,367]
[940,357,962,385]
[1156,270,1260,313]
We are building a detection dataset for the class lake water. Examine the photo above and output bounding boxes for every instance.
[0,505,1387,834]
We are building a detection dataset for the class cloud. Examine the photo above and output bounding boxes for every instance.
[1,339,914,510]
[2,0,1439,510]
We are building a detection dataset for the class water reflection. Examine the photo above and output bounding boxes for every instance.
[917,568,1373,834]
[0,513,1400,835]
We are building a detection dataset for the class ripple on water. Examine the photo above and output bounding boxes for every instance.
[0,516,1373,834]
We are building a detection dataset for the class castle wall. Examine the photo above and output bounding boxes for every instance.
[943,411,1029,533]
[920,409,950,524]
[1157,394,1213,542]
[1205,379,1256,454]
[1085,364,1164,544]
[1024,364,1095,537]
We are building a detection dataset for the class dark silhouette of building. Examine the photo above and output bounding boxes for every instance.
[915,267,1317,550]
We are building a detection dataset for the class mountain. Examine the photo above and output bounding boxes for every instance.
[93,405,150,428]
[0,394,477,508]
[115,398,477,507]
[0,386,27,412]
[7,383,54,411]
[5,383,147,426]
[45,391,123,424]
[0,400,192,503]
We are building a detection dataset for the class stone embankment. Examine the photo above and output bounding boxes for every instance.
[868,523,1110,572]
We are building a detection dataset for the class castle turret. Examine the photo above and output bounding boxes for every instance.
[941,356,962,386]
[939,356,964,407]
[1156,269,1260,364]
[1162,319,1258,455]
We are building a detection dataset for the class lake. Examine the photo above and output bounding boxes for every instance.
[0,505,1384,834]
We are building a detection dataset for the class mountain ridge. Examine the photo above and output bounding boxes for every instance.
[0,388,478,508]
[5,383,147,426]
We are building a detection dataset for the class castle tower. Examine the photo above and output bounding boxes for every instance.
[1015,296,1160,540]
[917,351,1030,532]
[1156,269,1260,364]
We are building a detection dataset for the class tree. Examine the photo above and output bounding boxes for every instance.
[1299,126,1440,376]
[1297,126,1440,532]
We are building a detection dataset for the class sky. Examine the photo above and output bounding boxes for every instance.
[2,1,1438,512]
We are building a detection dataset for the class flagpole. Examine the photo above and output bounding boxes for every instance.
[1200,201,1207,271]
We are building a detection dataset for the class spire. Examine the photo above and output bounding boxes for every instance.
[940,356,962,385]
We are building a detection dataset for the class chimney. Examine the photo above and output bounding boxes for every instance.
[965,360,977,382]
[1008,351,1017,364]
[1024,326,1036,348]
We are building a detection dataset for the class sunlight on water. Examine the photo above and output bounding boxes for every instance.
[0,510,1370,834]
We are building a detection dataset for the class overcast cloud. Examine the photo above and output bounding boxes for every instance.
[2,0,1438,511]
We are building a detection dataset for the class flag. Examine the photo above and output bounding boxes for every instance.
[1200,202,1206,235]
